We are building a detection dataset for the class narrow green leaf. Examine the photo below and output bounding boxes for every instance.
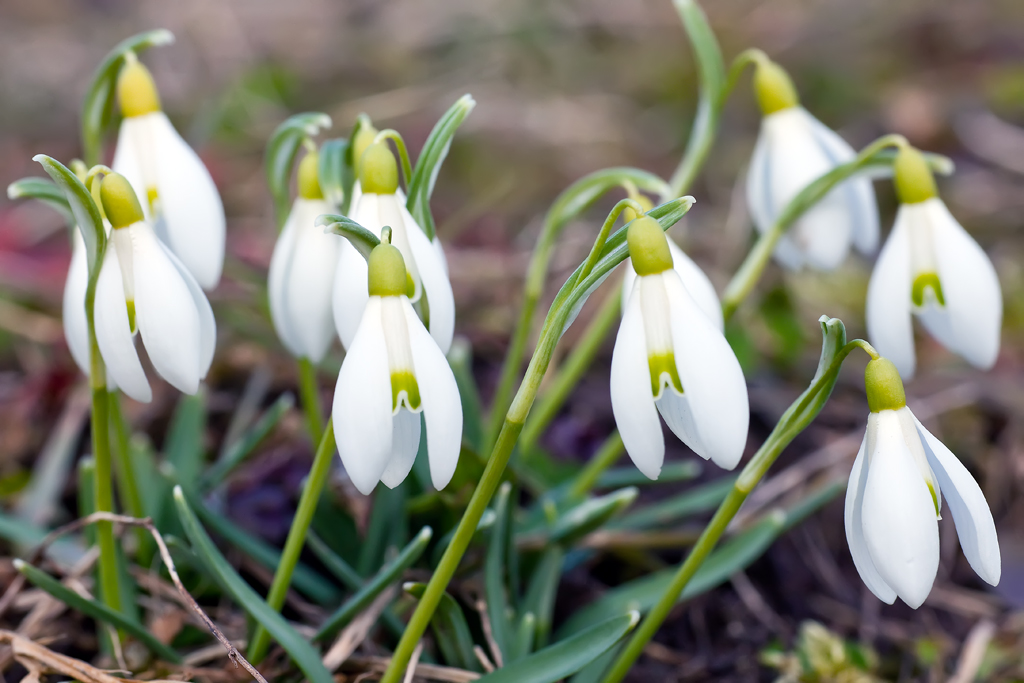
[546,169,671,238]
[550,488,637,545]
[448,338,484,453]
[202,393,295,489]
[567,645,620,683]
[315,526,433,640]
[341,114,372,215]
[358,482,408,575]
[156,392,208,533]
[265,112,332,228]
[432,508,496,565]
[7,177,74,225]
[16,560,182,663]
[485,482,514,661]
[80,29,174,166]
[318,137,349,208]
[404,582,481,672]
[613,476,735,530]
[476,613,639,683]
[173,487,335,683]
[595,461,701,489]
[406,94,476,240]
[317,213,380,260]
[521,546,563,648]
[510,612,536,663]
[33,155,105,273]
[0,512,82,568]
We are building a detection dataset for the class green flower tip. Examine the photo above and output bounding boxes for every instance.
[864,357,907,413]
[367,242,408,297]
[360,142,399,195]
[351,119,379,171]
[297,149,323,200]
[627,215,673,276]
[100,173,145,229]
[622,195,653,224]
[117,54,161,118]
[894,145,937,204]
[754,59,799,115]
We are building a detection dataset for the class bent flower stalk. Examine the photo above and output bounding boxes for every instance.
[611,215,749,478]
[332,236,462,495]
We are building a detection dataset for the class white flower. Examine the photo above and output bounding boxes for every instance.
[846,358,1000,608]
[333,142,454,353]
[94,174,216,403]
[866,149,1001,378]
[63,229,91,377]
[333,241,462,495]
[112,54,225,290]
[610,217,749,477]
[268,151,340,361]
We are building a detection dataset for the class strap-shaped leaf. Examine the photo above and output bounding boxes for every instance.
[80,29,174,167]
[34,155,106,274]
[476,612,639,683]
[405,94,476,241]
[173,487,335,683]
[317,213,380,260]
[404,582,481,672]
[7,177,74,226]
[265,112,332,228]
[485,482,514,661]
[520,545,564,649]
[318,137,349,208]
[201,392,295,489]
[549,487,637,546]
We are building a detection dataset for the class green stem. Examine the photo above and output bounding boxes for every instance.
[567,432,624,501]
[248,420,337,663]
[374,129,415,191]
[520,287,621,453]
[720,134,908,321]
[107,392,147,553]
[297,357,324,444]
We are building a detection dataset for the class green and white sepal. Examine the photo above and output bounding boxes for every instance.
[611,269,749,478]
[332,295,462,495]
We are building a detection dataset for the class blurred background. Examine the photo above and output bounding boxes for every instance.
[2,0,1024,679]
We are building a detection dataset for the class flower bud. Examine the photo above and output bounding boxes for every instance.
[622,195,653,225]
[754,59,799,116]
[627,216,673,276]
[117,54,161,118]
[100,173,145,229]
[893,145,937,205]
[351,121,379,171]
[368,242,409,297]
[297,149,324,200]
[360,142,399,195]
[864,357,907,413]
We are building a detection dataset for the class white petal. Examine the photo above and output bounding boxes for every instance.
[610,279,664,479]
[860,410,939,608]
[94,247,151,402]
[661,271,749,470]
[403,299,463,490]
[130,222,202,395]
[667,238,722,331]
[804,112,880,255]
[923,199,1002,370]
[159,239,216,377]
[332,195,376,349]
[267,203,303,357]
[398,201,456,354]
[745,123,773,238]
[866,208,916,377]
[844,431,898,603]
[149,112,226,290]
[333,297,392,494]
[915,415,1001,585]
[63,231,91,376]
[380,410,422,489]
[434,236,450,276]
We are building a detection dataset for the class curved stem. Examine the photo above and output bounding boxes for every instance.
[720,134,908,320]
[578,199,643,282]
[297,357,324,444]
[248,420,337,663]
[374,130,414,192]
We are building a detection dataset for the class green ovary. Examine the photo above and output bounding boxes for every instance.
[391,371,422,413]
[126,299,137,335]
[927,481,940,519]
[912,272,945,307]
[648,352,683,398]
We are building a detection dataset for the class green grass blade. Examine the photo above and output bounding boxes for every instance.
[613,476,735,530]
[202,392,294,489]
[404,582,481,672]
[485,482,514,661]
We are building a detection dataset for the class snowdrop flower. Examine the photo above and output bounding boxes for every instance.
[333,142,455,353]
[63,229,92,376]
[345,119,379,212]
[845,357,999,608]
[112,53,225,290]
[333,236,462,494]
[746,58,878,271]
[267,149,340,362]
[611,216,749,477]
[94,173,216,403]
[866,146,1002,378]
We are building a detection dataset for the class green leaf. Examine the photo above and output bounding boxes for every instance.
[201,392,295,489]
[485,482,515,661]
[7,177,74,225]
[595,461,701,489]
[404,582,481,672]
[341,113,373,215]
[317,213,381,261]
[80,29,175,167]
[613,476,735,530]
[521,546,564,649]
[172,487,335,683]
[318,137,349,208]
[265,112,332,228]
[33,155,105,274]
[545,169,671,242]
[315,526,433,640]
[405,94,476,240]
[16,560,181,663]
[549,488,637,545]
[156,392,208,533]
[358,483,408,576]
[448,338,484,453]
[511,612,536,663]
[476,612,639,683]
